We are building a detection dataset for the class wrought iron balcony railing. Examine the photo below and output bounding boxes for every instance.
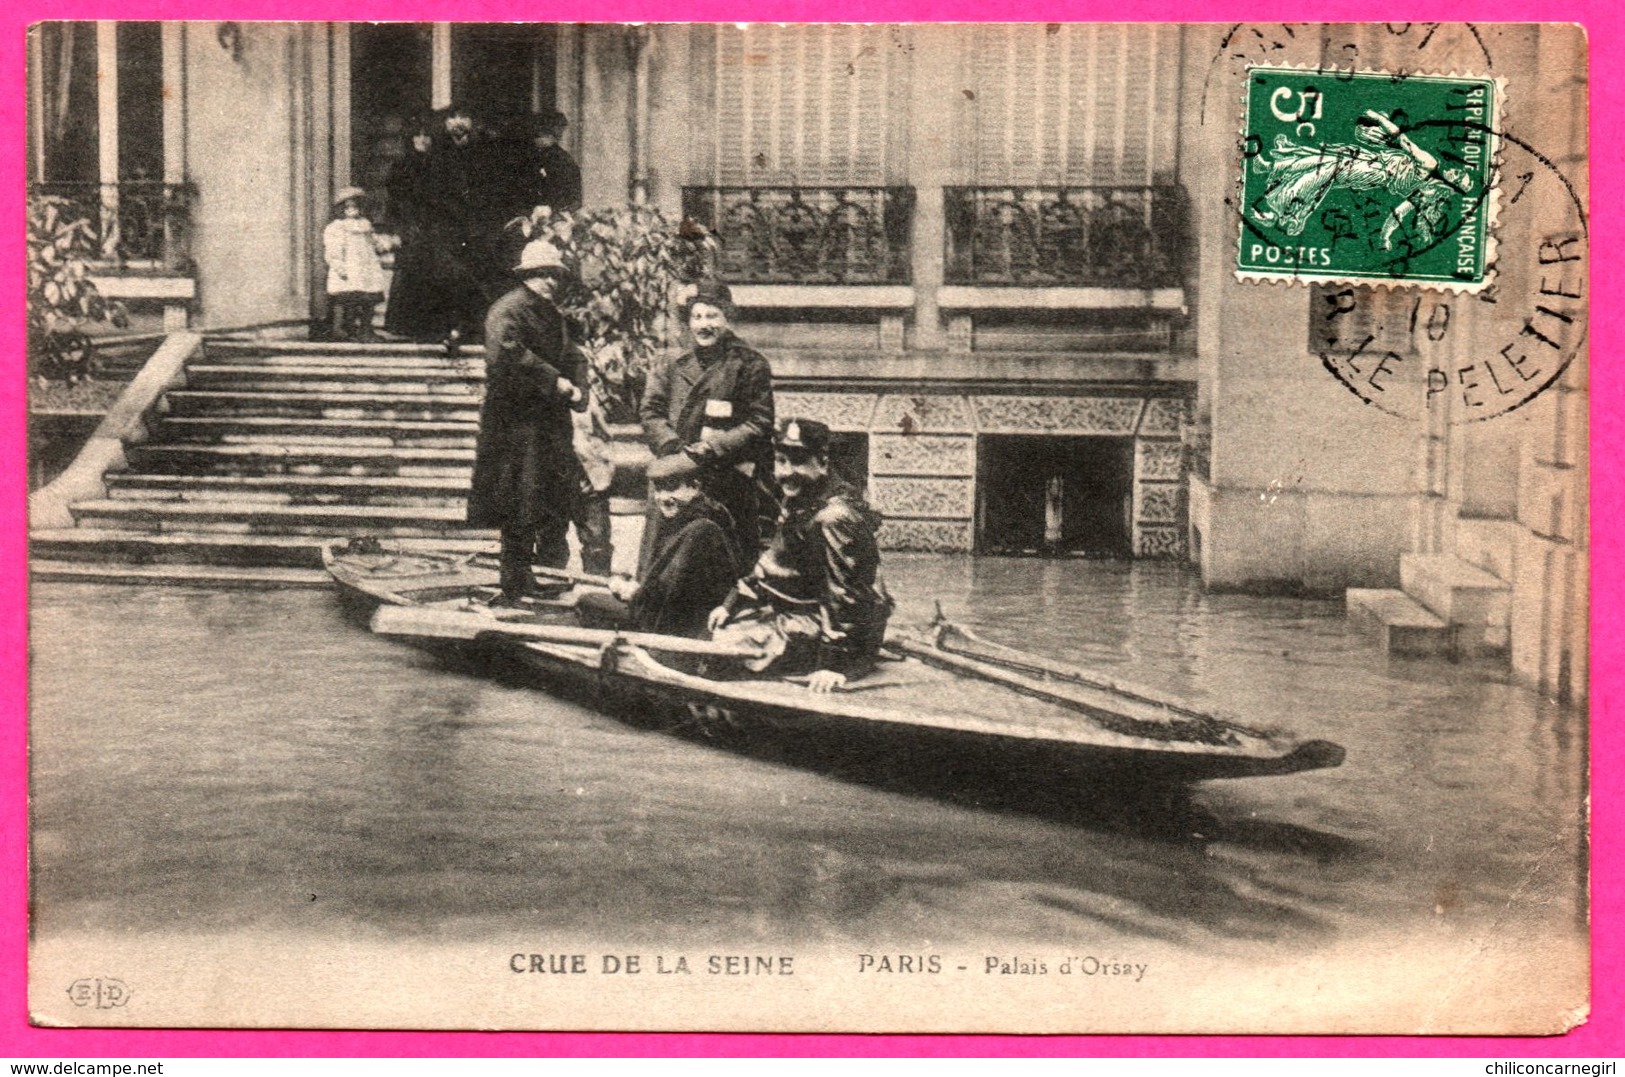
[27,180,197,271]
[682,186,914,286]
[944,185,1184,289]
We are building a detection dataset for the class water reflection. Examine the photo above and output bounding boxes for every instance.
[29,558,1586,955]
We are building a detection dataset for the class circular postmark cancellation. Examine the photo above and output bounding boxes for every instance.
[1310,124,1587,424]
[1214,31,1587,423]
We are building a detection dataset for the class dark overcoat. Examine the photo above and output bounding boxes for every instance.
[466,285,587,530]
[628,493,741,639]
[638,332,775,566]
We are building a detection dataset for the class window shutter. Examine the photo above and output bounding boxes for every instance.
[703,25,898,186]
[968,23,1175,185]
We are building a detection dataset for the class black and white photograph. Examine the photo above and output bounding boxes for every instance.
[25,21,1589,1034]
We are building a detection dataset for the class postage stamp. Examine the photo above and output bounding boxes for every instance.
[22,20,1589,1040]
[1237,66,1500,291]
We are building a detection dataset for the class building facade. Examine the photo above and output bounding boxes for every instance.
[25,22,1589,700]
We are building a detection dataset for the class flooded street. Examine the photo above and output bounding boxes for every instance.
[27,556,1588,1030]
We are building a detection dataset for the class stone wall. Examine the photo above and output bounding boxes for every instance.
[779,389,1191,557]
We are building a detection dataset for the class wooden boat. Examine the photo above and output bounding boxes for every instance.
[324,542,1345,784]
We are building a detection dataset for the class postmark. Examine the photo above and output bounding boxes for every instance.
[1312,121,1587,423]
[1207,26,1587,423]
[1237,66,1499,290]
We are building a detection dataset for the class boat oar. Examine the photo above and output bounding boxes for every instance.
[534,565,615,589]
[465,553,614,590]
[369,604,766,660]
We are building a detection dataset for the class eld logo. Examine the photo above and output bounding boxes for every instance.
[66,978,131,1009]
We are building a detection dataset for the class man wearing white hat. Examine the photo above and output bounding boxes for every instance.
[467,238,589,604]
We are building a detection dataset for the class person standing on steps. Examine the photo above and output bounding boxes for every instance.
[466,238,587,606]
[637,281,774,576]
[383,111,447,342]
[529,109,583,215]
[423,104,496,349]
[323,187,391,342]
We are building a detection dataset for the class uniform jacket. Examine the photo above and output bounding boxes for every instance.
[467,285,588,529]
[724,476,891,674]
[323,217,388,297]
[629,493,741,639]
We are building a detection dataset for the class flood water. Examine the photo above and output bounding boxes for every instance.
[30,556,1586,968]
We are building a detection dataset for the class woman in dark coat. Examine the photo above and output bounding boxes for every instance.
[466,238,588,604]
[382,112,446,341]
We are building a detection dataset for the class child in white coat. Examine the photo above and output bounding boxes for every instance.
[324,187,390,341]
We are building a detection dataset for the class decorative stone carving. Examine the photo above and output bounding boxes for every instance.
[972,395,1142,435]
[1137,396,1190,435]
[870,477,975,519]
[1135,525,1185,559]
[873,394,976,434]
[879,519,974,553]
[1135,482,1182,524]
[870,434,976,476]
[774,392,878,432]
[1135,439,1184,481]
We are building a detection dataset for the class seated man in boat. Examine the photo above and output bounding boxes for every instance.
[576,452,742,639]
[707,418,894,693]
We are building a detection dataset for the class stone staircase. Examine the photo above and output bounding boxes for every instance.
[31,339,642,588]
[1346,517,1515,658]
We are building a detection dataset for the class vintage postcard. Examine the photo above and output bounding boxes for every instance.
[25,21,1589,1035]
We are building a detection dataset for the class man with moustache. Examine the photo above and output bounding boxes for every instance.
[707,418,893,693]
[638,281,774,572]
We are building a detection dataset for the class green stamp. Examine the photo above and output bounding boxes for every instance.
[1238,66,1499,289]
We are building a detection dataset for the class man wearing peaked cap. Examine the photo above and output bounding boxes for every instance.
[466,238,589,605]
[708,416,894,693]
[639,278,775,575]
[575,449,743,643]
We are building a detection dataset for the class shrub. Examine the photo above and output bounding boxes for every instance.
[514,205,716,416]
[27,195,127,383]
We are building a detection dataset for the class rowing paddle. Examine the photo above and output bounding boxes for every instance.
[465,553,614,590]
[369,604,766,660]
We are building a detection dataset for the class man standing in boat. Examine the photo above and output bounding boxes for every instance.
[576,452,742,640]
[466,238,588,606]
[638,282,774,573]
[707,418,894,693]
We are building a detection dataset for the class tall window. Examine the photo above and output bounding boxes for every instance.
[960,24,1178,186]
[694,24,909,186]
[28,21,165,184]
[29,22,99,183]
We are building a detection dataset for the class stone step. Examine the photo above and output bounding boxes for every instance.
[207,339,482,359]
[1400,552,1511,628]
[106,472,473,509]
[1454,516,1517,582]
[165,390,482,422]
[198,349,486,371]
[1345,588,1454,657]
[31,528,495,569]
[127,442,475,477]
[71,498,497,539]
[31,559,332,589]
[159,415,477,448]
[186,365,484,394]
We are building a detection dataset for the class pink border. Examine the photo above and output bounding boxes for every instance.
[5,0,1615,1058]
